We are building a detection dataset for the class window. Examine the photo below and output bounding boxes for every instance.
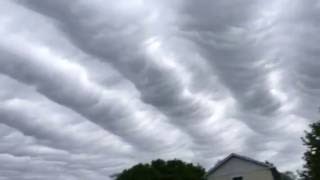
[232,177,243,180]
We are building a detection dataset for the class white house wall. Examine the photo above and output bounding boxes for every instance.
[208,169,274,180]
[207,157,274,180]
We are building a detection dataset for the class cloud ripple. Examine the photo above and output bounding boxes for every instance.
[0,0,319,179]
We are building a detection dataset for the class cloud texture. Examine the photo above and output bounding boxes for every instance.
[0,0,320,179]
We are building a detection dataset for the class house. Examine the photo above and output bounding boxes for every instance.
[207,153,281,180]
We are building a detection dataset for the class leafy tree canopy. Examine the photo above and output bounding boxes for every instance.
[116,159,205,180]
[300,120,320,180]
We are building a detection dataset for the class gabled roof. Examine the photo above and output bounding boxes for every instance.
[207,153,274,176]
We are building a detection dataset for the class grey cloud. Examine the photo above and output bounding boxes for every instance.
[16,0,239,157]
[0,0,319,179]
[180,0,262,32]
[0,43,189,153]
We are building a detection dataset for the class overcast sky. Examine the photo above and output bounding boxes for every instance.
[0,0,320,179]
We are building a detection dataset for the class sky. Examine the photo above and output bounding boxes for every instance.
[0,0,320,179]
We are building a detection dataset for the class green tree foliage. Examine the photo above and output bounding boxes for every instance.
[300,120,320,180]
[116,159,205,180]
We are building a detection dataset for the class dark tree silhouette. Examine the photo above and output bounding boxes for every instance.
[116,159,205,180]
[300,120,320,180]
[280,171,297,180]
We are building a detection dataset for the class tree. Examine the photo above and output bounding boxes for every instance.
[281,171,297,180]
[116,159,205,180]
[300,120,320,180]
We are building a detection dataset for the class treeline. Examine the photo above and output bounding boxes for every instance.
[116,159,205,180]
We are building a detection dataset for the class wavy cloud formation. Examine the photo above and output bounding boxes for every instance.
[0,0,319,179]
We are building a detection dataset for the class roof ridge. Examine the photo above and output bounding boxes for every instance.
[231,153,274,167]
[206,153,274,176]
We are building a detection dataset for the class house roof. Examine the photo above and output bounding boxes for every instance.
[207,153,274,176]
